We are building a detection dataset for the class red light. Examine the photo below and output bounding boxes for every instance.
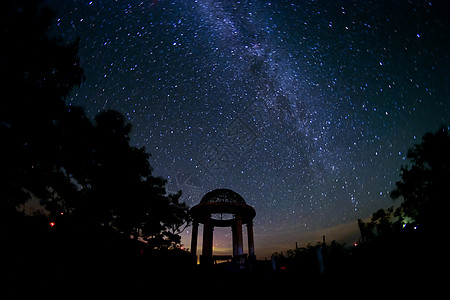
[50,222,55,227]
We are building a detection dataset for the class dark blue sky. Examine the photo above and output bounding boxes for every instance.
[50,0,449,257]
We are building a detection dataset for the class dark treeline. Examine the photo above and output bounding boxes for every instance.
[1,0,191,295]
[271,126,450,296]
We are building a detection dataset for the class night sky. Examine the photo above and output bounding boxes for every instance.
[49,0,449,258]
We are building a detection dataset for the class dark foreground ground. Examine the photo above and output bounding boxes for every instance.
[2,225,447,299]
[4,255,447,300]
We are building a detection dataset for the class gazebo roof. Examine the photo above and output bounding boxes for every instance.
[200,188,246,205]
[191,189,256,226]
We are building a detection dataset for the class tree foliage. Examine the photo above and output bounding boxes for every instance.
[392,126,450,234]
[0,0,190,249]
[1,0,84,214]
[358,126,450,243]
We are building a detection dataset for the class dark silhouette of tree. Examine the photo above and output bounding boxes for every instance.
[358,126,450,243]
[391,126,450,236]
[0,0,84,223]
[83,110,190,247]
[0,0,190,249]
[359,209,389,239]
[353,127,450,293]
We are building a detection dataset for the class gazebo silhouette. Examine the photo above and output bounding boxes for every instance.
[190,189,256,266]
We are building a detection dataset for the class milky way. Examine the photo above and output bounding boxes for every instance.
[50,0,449,255]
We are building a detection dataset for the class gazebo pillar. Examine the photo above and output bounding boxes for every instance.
[232,224,237,256]
[247,221,255,258]
[234,215,244,257]
[190,221,199,256]
[201,217,214,265]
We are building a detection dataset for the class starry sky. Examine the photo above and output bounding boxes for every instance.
[49,0,449,258]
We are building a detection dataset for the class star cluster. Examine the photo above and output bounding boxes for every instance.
[50,0,449,254]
